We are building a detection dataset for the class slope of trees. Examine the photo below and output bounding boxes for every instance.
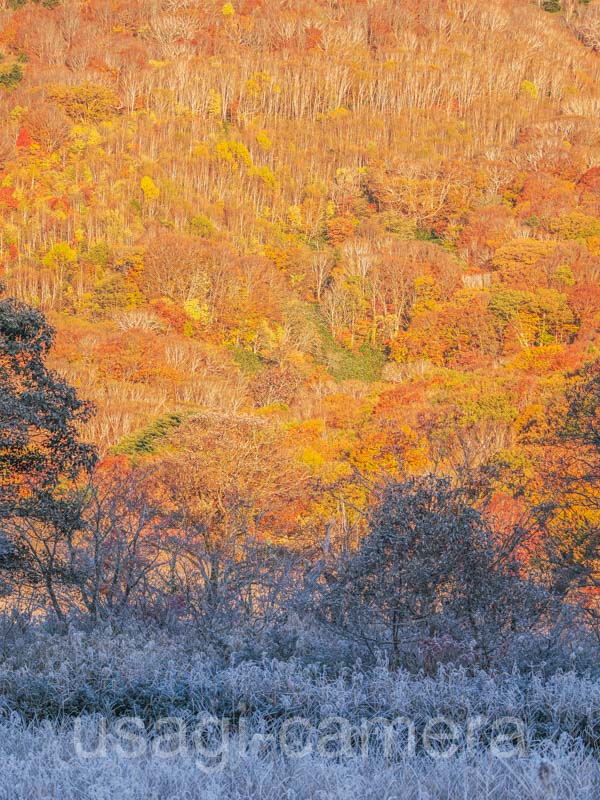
[0,293,598,673]
[0,0,596,463]
[0,0,597,668]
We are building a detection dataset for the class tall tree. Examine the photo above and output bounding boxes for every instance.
[0,289,97,554]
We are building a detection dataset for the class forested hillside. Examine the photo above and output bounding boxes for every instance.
[0,1,597,441]
[0,0,599,623]
[1,2,600,796]
[1,0,599,595]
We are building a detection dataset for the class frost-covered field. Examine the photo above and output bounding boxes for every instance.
[1,721,598,800]
[0,628,598,798]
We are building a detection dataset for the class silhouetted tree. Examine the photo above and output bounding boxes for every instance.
[0,289,96,577]
[319,476,546,669]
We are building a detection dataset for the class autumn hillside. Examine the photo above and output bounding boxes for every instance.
[3,5,600,795]
[0,0,599,540]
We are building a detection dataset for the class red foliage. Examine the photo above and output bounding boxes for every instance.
[80,186,94,205]
[579,167,600,195]
[239,0,264,14]
[458,205,512,265]
[95,454,132,476]
[516,173,575,221]
[568,283,600,320]
[48,195,71,213]
[16,127,32,149]
[326,215,358,245]
[0,186,18,210]
[149,299,188,334]
[305,25,322,49]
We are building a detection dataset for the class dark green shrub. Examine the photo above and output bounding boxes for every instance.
[0,65,23,90]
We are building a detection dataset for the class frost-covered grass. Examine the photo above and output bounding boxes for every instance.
[0,721,599,800]
[0,626,598,799]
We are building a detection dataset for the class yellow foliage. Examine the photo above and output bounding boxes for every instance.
[256,130,272,150]
[215,139,253,172]
[231,140,252,167]
[140,176,159,201]
[301,447,326,469]
[183,299,209,323]
[588,237,600,256]
[287,205,303,229]
[244,73,273,102]
[329,106,350,119]
[414,276,440,312]
[48,82,118,122]
[208,90,222,119]
[191,142,211,159]
[9,106,26,122]
[549,213,600,241]
[42,241,76,270]
[215,139,236,166]
[520,80,539,99]
[491,239,556,273]
[252,165,279,190]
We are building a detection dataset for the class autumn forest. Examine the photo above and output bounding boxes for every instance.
[0,1,600,796]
